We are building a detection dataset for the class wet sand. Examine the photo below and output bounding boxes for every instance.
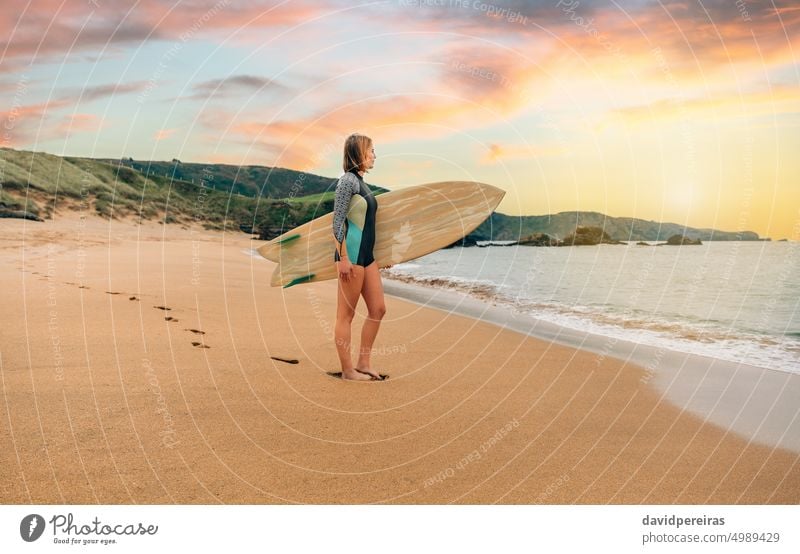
[1,211,798,504]
[381,278,800,454]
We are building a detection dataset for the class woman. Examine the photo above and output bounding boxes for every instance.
[332,133,388,381]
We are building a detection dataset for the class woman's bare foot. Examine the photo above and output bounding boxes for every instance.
[355,366,382,380]
[341,368,374,381]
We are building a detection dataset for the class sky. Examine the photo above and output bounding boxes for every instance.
[1,0,798,239]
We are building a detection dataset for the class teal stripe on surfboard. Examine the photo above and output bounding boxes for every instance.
[278,233,301,246]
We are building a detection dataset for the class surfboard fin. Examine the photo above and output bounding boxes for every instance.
[283,273,315,288]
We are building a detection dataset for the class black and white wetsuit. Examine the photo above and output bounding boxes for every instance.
[332,168,378,267]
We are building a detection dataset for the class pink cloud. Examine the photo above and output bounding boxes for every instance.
[195,40,550,169]
[214,92,498,169]
[0,100,70,147]
[0,81,149,147]
[0,0,332,71]
[55,113,102,137]
[0,103,102,146]
[136,0,325,34]
[154,128,176,141]
[556,1,800,82]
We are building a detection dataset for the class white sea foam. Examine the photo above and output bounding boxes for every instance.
[383,242,800,375]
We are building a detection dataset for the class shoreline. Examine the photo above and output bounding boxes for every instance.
[382,276,800,454]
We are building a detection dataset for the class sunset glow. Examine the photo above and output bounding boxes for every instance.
[1,0,798,238]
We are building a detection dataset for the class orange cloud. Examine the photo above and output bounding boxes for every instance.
[135,0,324,35]
[0,103,101,146]
[0,100,71,147]
[0,81,149,147]
[154,128,176,141]
[197,40,553,169]
[56,113,102,137]
[609,84,800,126]
[481,142,564,164]
[214,90,525,170]
[594,1,800,83]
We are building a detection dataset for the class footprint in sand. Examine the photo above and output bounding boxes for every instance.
[191,341,210,349]
[165,316,178,322]
[270,356,299,364]
[185,329,205,335]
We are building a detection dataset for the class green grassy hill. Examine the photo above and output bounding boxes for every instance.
[0,148,386,236]
[100,157,355,199]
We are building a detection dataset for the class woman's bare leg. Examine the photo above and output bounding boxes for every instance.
[356,261,386,378]
[335,264,371,380]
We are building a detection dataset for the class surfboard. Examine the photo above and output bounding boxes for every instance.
[258,181,505,288]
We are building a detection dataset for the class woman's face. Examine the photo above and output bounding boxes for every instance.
[364,145,376,171]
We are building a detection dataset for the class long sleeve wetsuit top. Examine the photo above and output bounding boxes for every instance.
[332,168,378,267]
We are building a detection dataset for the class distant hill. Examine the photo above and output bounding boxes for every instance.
[0,147,762,241]
[470,211,761,242]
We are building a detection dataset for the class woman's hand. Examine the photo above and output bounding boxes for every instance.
[336,259,353,282]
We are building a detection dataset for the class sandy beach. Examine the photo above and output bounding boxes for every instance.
[1,211,798,504]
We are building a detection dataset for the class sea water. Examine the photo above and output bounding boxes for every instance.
[384,241,800,375]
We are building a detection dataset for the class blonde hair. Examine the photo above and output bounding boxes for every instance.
[342,133,373,174]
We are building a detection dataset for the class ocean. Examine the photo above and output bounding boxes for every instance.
[383,241,800,375]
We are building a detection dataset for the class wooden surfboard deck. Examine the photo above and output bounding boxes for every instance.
[257,181,505,288]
